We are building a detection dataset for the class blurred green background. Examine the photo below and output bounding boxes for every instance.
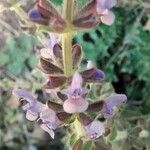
[0,0,150,149]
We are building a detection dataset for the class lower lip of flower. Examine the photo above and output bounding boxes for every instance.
[90,133,98,140]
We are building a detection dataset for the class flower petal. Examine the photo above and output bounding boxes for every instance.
[13,89,36,103]
[26,110,38,121]
[40,124,55,139]
[96,0,117,14]
[102,94,127,118]
[101,10,115,25]
[63,98,89,114]
[105,94,127,108]
[40,108,56,124]
[71,72,83,90]
[85,121,105,140]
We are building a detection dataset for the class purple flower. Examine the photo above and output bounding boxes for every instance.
[13,89,46,121]
[13,89,60,138]
[101,94,127,118]
[62,72,89,114]
[96,0,117,25]
[39,109,60,139]
[85,121,105,140]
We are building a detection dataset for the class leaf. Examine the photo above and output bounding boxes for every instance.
[69,133,77,146]
[82,141,92,150]
[109,125,117,141]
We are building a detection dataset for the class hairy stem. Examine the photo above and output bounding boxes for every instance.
[61,33,73,76]
[61,0,75,76]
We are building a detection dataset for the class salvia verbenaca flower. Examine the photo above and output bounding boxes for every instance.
[62,72,89,114]
[101,94,127,118]
[13,89,60,138]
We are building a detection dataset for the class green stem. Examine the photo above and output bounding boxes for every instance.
[61,33,73,76]
[63,0,74,23]
[61,0,75,76]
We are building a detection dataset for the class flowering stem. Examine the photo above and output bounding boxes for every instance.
[61,0,75,77]
[61,33,73,76]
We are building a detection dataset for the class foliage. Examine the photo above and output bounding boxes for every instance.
[0,33,38,76]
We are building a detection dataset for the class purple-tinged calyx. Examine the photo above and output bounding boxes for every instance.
[28,6,49,25]
[101,94,127,118]
[28,0,66,32]
[40,34,60,60]
[73,0,100,29]
[80,61,105,82]
[96,0,117,25]
[62,73,89,114]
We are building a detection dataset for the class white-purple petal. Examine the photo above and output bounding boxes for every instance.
[97,0,117,13]
[13,89,37,103]
[39,108,56,124]
[71,72,83,90]
[63,97,89,114]
[26,110,38,121]
[40,124,55,139]
[85,121,105,140]
[101,10,115,25]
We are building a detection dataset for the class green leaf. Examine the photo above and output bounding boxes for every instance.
[69,133,77,146]
[82,141,92,150]
[109,125,117,141]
